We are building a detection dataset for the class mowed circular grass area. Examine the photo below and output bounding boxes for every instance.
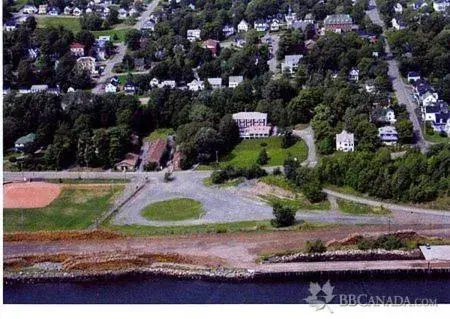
[140,198,204,221]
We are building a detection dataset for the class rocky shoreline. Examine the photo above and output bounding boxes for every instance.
[262,249,423,263]
[5,261,450,285]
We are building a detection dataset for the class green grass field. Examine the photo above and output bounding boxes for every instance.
[144,128,175,142]
[219,137,308,167]
[336,198,391,216]
[140,198,204,221]
[37,16,82,33]
[4,185,124,232]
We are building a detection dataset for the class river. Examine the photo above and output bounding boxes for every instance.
[4,276,450,304]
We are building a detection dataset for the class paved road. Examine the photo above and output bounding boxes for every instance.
[266,33,280,74]
[366,0,429,152]
[293,125,318,168]
[92,43,127,93]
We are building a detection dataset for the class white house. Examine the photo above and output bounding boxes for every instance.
[374,107,397,124]
[281,55,303,74]
[348,68,360,82]
[149,77,160,87]
[64,6,73,15]
[254,20,269,32]
[76,56,97,76]
[23,5,38,14]
[49,7,60,16]
[270,19,280,32]
[229,76,244,88]
[433,0,450,12]
[142,19,156,31]
[207,78,222,89]
[222,25,235,37]
[391,17,405,30]
[85,7,93,14]
[421,91,439,107]
[158,80,177,89]
[105,83,117,93]
[187,79,204,91]
[118,8,128,19]
[394,3,403,13]
[38,4,48,15]
[365,80,376,93]
[4,20,18,32]
[232,112,270,139]
[336,130,355,152]
[407,72,421,83]
[73,7,83,16]
[187,29,201,42]
[237,19,249,32]
[411,0,428,10]
[30,84,49,93]
[378,126,399,145]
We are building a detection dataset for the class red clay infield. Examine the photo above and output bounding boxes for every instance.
[3,182,62,209]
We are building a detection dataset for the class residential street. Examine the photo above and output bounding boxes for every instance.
[267,34,280,74]
[92,0,161,93]
[366,0,429,152]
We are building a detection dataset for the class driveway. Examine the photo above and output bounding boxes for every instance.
[366,0,429,152]
[293,125,318,167]
[266,33,280,74]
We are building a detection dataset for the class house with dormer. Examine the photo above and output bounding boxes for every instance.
[237,19,249,32]
[336,130,355,152]
[187,29,201,42]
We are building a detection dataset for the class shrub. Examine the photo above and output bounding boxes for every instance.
[144,162,158,171]
[8,156,17,163]
[260,142,267,147]
[305,240,326,254]
[281,131,297,149]
[271,203,296,227]
[302,180,326,203]
[211,164,266,184]
[256,148,269,165]
[374,234,405,250]
[357,238,375,250]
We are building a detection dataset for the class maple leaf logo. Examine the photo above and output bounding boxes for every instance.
[304,280,335,312]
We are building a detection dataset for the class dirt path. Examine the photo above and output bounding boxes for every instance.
[5,225,450,269]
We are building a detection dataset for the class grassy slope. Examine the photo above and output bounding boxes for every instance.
[144,128,175,142]
[37,16,82,33]
[106,220,332,236]
[140,198,204,221]
[4,185,124,232]
[219,137,308,167]
[336,198,391,216]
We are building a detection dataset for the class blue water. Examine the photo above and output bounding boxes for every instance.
[4,277,450,304]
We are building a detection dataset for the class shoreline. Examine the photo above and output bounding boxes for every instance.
[5,262,450,285]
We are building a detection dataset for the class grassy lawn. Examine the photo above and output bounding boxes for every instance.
[260,194,330,211]
[144,128,175,142]
[37,16,82,33]
[424,131,450,144]
[106,220,332,236]
[140,198,204,221]
[92,28,132,43]
[336,198,391,216]
[4,185,124,232]
[218,137,307,168]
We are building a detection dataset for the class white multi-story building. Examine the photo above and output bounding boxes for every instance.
[232,112,270,139]
[336,130,355,152]
[207,78,222,89]
[281,55,303,74]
